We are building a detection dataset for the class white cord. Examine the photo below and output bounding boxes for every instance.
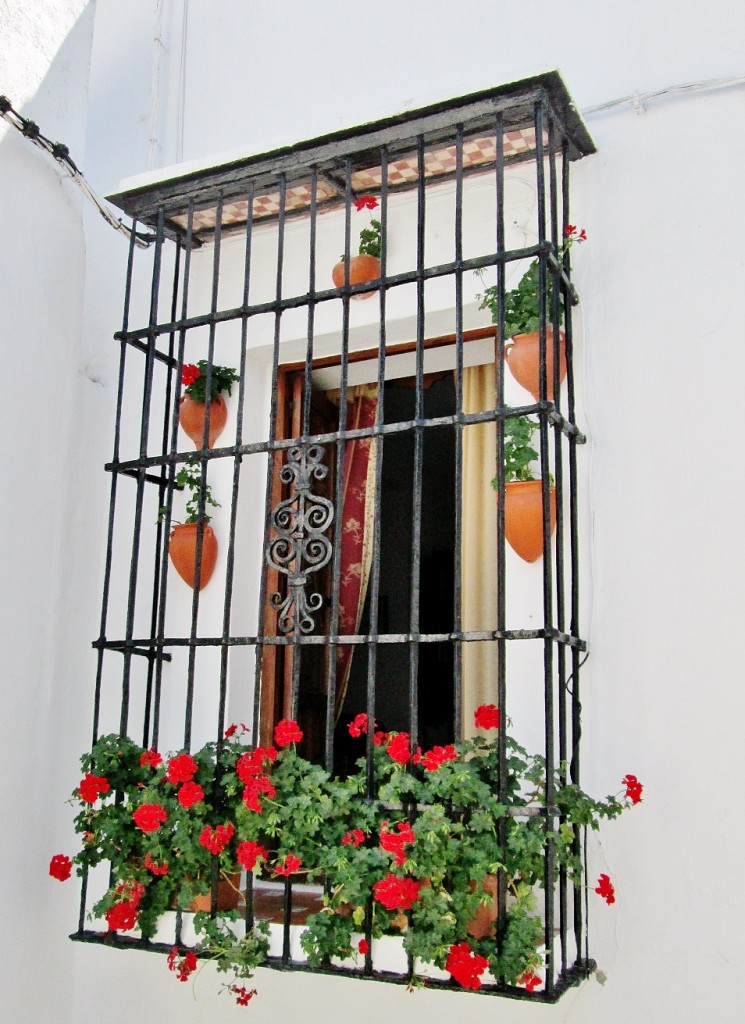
[581,74,745,117]
[148,0,165,170]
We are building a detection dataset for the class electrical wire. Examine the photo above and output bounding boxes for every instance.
[0,96,154,248]
[581,74,745,116]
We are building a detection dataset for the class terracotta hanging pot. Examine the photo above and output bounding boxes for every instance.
[171,871,243,913]
[168,522,218,590]
[503,480,556,563]
[179,394,227,448]
[185,871,242,913]
[467,874,498,940]
[504,328,566,402]
[332,254,381,300]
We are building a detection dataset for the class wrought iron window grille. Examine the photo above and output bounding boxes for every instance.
[74,72,595,1002]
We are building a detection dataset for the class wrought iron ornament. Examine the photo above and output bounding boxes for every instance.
[266,445,334,634]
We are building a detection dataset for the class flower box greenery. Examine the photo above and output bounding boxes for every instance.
[51,709,641,1006]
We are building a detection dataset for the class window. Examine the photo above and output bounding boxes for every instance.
[79,72,594,1000]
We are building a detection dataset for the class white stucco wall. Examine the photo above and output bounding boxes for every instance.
[3,1,745,1022]
[0,3,97,1024]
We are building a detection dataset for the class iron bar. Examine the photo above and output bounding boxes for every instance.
[365,144,390,798]
[112,243,562,344]
[452,123,464,741]
[321,157,354,762]
[408,133,427,749]
[535,98,557,997]
[119,209,165,737]
[93,627,587,649]
[105,405,586,475]
[88,75,593,999]
[494,107,509,966]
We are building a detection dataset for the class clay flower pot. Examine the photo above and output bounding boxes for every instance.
[185,871,242,913]
[332,254,381,300]
[168,522,218,590]
[503,480,556,563]
[179,394,227,448]
[504,328,566,402]
[467,874,498,940]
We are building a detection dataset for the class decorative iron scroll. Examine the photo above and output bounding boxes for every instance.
[266,445,334,635]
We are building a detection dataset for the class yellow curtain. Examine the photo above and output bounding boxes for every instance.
[461,364,499,738]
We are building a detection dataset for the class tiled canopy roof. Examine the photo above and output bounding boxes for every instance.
[108,72,594,243]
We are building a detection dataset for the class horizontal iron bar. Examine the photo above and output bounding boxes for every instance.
[113,242,556,344]
[91,640,172,661]
[105,405,585,476]
[120,333,179,367]
[69,929,594,1003]
[96,628,587,651]
[114,467,170,487]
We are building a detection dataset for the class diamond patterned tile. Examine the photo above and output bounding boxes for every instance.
[168,128,546,236]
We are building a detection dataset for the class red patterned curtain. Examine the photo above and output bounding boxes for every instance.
[334,384,378,718]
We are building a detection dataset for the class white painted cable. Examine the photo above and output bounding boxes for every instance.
[148,0,165,170]
[581,74,745,117]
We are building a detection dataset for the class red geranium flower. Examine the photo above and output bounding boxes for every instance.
[139,748,162,769]
[236,840,269,871]
[274,719,303,747]
[132,802,168,833]
[348,713,370,738]
[242,774,276,813]
[372,874,421,911]
[622,773,644,805]
[177,780,205,807]
[518,971,541,992]
[181,364,200,387]
[236,746,277,782]
[105,900,139,933]
[341,828,366,848]
[78,773,111,804]
[474,704,500,730]
[445,941,489,990]
[379,821,415,866]
[115,879,145,902]
[564,224,587,243]
[595,873,616,904]
[49,854,72,881]
[233,985,257,1005]
[386,732,412,765]
[357,938,369,956]
[144,852,169,876]
[373,730,388,746]
[273,854,302,877]
[353,195,378,211]
[421,744,458,772]
[225,721,250,738]
[166,752,198,784]
[168,946,198,982]
[199,823,235,855]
